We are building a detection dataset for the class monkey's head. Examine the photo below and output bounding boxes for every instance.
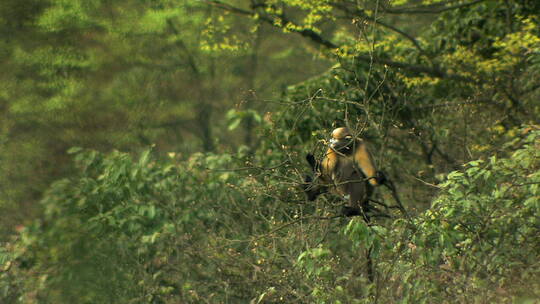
[329,127,355,154]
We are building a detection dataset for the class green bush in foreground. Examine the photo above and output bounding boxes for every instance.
[1,129,539,303]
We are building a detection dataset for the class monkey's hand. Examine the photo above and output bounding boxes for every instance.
[302,174,327,201]
[302,175,316,201]
[341,206,361,217]
[375,171,387,186]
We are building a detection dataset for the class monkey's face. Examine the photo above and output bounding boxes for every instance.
[329,127,354,154]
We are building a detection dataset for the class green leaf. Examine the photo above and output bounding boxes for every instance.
[139,149,151,166]
[228,117,242,130]
[67,147,83,154]
[147,205,156,219]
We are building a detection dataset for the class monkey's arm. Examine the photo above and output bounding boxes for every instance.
[302,175,327,201]
[306,153,318,172]
[354,142,379,186]
[321,149,338,181]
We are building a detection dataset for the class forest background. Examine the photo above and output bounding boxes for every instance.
[1,0,539,303]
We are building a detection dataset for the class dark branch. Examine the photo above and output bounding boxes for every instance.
[167,19,201,76]
[382,0,487,14]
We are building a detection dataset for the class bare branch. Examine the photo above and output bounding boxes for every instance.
[332,3,425,54]
[353,54,471,81]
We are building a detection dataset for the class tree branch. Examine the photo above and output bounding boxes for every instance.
[382,0,487,14]
[203,0,338,48]
[204,0,471,81]
[166,19,201,77]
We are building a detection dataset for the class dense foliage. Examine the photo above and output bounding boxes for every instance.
[1,0,539,303]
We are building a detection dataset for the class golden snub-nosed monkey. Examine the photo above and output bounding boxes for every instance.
[325,127,380,186]
[303,127,384,219]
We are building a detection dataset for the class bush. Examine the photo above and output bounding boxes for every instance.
[2,130,538,303]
